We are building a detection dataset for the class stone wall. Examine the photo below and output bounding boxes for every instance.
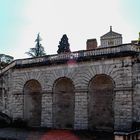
[132,62,140,123]
[0,70,14,115]
[41,92,53,127]
[0,55,136,131]
[74,92,88,129]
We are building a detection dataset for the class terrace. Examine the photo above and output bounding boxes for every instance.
[0,43,139,74]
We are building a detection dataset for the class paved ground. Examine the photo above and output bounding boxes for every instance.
[0,128,114,140]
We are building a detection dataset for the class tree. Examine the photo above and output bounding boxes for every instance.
[138,32,140,45]
[26,33,46,57]
[57,34,71,54]
[0,54,14,69]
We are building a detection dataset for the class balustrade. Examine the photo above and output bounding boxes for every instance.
[0,44,139,74]
[114,130,140,140]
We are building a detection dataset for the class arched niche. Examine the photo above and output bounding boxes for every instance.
[53,77,75,129]
[23,79,42,127]
[88,74,115,131]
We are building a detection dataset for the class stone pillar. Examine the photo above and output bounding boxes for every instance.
[74,91,88,129]
[114,132,140,140]
[114,135,127,140]
[114,136,124,140]
[114,89,133,131]
[41,91,53,128]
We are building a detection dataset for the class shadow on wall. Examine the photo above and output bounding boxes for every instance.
[0,112,12,128]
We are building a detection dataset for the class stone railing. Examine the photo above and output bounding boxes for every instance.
[114,130,140,140]
[0,61,16,74]
[48,44,140,61]
[0,44,139,74]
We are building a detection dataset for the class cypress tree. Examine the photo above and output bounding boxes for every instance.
[57,34,71,54]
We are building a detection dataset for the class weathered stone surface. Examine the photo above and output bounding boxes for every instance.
[88,75,114,131]
[74,92,88,129]
[53,77,75,129]
[0,45,139,132]
[41,93,53,127]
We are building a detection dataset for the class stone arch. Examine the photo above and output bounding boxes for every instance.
[88,74,115,131]
[53,77,75,129]
[72,64,120,92]
[23,79,42,127]
[13,71,45,93]
[45,68,78,92]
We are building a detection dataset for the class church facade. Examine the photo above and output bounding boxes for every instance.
[0,28,140,132]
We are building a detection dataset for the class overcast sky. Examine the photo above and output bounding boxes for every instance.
[0,0,140,59]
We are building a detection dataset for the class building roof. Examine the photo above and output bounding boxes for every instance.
[101,26,122,38]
